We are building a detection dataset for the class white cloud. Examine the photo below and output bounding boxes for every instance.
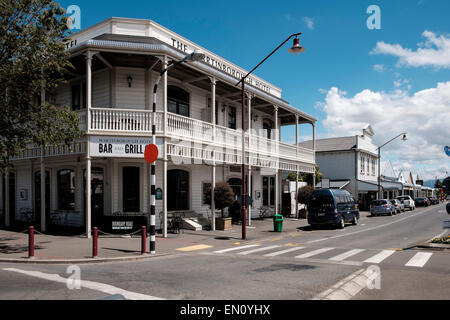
[302,17,314,30]
[373,64,385,72]
[370,31,450,69]
[317,82,450,179]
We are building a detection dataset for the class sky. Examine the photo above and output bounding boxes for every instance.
[58,0,450,181]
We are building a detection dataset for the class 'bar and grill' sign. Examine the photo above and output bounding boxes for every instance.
[90,136,163,158]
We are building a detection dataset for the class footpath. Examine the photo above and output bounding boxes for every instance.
[0,211,372,264]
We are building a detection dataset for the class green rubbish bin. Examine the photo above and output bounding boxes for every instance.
[273,214,283,232]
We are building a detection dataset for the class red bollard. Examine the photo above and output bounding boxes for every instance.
[141,226,147,254]
[28,226,34,259]
[92,227,98,258]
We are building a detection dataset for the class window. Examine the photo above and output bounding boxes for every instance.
[71,82,86,111]
[228,106,236,129]
[263,120,273,139]
[168,170,189,211]
[57,169,76,211]
[360,156,365,174]
[122,167,140,212]
[202,182,211,205]
[168,85,189,117]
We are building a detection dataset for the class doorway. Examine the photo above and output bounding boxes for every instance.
[83,167,104,227]
[168,170,189,211]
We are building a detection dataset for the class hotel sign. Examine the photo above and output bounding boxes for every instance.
[90,136,163,158]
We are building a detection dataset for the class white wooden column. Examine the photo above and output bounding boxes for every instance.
[295,115,299,218]
[247,93,253,225]
[210,77,216,231]
[163,159,168,237]
[85,51,93,238]
[274,106,279,215]
[162,56,168,238]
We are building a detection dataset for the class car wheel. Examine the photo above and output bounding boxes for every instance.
[389,210,393,216]
[337,217,345,229]
[352,215,358,225]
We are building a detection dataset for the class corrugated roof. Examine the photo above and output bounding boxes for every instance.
[298,136,357,152]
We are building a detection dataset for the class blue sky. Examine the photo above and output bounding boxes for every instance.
[59,0,450,180]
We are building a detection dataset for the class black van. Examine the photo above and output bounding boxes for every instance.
[307,189,360,229]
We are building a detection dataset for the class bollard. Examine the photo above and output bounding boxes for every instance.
[92,227,98,258]
[141,226,147,254]
[28,226,34,259]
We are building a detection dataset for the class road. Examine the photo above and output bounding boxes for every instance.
[0,203,448,300]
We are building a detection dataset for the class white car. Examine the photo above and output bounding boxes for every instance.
[396,196,415,211]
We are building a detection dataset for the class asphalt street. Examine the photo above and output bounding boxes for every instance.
[0,203,448,300]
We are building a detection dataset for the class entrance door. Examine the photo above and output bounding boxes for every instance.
[83,167,104,227]
[8,172,15,226]
[262,176,275,206]
[168,170,189,211]
[122,167,140,213]
[34,171,50,229]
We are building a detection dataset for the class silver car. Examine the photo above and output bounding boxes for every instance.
[390,199,405,213]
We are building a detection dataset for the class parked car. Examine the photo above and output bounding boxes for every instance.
[371,199,396,216]
[396,195,416,211]
[307,189,360,229]
[390,199,405,213]
[428,197,439,205]
[415,197,430,207]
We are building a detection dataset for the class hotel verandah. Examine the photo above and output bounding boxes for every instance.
[0,17,316,237]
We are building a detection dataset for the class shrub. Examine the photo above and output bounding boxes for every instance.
[204,182,235,218]
[297,185,315,204]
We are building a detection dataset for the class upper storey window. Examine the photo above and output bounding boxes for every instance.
[168,85,189,117]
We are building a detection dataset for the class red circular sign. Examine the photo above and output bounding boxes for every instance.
[144,144,159,164]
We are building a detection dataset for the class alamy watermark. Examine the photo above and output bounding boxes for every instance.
[366,5,381,30]
[66,5,81,30]
[66,265,81,290]
[365,265,381,290]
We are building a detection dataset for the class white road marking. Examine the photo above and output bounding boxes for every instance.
[2,268,164,300]
[213,244,259,253]
[263,247,305,257]
[313,268,368,300]
[363,250,396,264]
[307,208,433,244]
[295,247,335,259]
[405,252,433,268]
[328,249,365,262]
[237,245,280,255]
[434,230,448,239]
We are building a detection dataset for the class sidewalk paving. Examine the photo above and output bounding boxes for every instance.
[0,211,372,264]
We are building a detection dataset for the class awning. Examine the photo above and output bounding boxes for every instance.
[381,182,402,191]
[357,180,379,192]
[316,180,350,189]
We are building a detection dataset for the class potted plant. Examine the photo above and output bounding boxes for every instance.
[204,182,235,230]
[297,185,315,219]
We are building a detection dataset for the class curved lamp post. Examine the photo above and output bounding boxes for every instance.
[150,49,205,254]
[377,133,407,200]
[235,34,305,240]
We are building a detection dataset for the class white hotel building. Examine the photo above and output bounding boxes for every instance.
[0,17,316,236]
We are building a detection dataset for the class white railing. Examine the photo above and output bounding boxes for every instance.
[167,112,213,142]
[90,108,163,133]
[86,107,315,165]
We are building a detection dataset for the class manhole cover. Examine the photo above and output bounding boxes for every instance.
[214,236,231,240]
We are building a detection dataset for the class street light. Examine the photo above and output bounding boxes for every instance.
[235,33,305,240]
[149,50,205,254]
[377,132,407,200]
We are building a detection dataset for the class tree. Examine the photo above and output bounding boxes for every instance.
[434,179,442,189]
[300,165,323,186]
[203,182,235,218]
[285,172,303,182]
[297,185,315,205]
[0,0,82,171]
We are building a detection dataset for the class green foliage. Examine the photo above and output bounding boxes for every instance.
[0,0,81,170]
[300,165,323,186]
[286,172,303,182]
[297,185,315,204]
[434,179,443,189]
[203,182,235,218]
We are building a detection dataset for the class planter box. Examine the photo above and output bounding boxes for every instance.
[215,217,232,231]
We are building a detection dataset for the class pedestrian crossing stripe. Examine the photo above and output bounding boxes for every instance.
[211,245,435,268]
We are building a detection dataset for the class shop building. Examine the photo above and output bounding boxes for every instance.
[0,17,316,236]
[300,125,380,210]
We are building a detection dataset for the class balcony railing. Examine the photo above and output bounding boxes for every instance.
[83,107,315,165]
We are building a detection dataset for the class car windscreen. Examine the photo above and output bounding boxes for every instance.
[309,193,335,208]
[372,200,387,206]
